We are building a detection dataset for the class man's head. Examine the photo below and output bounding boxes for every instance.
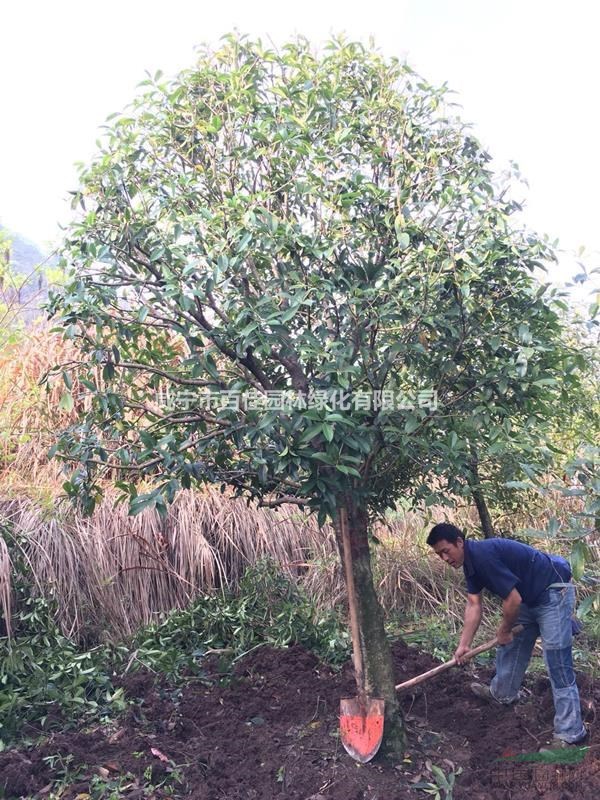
[427,523,465,568]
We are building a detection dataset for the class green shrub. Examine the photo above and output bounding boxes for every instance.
[0,523,125,749]
[130,559,349,678]
[0,532,348,748]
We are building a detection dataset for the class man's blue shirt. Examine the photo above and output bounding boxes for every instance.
[462,537,571,606]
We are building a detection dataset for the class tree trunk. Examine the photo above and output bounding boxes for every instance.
[335,498,406,759]
[472,488,495,538]
[468,456,495,538]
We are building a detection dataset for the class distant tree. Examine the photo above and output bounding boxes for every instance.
[0,229,23,348]
[47,36,590,754]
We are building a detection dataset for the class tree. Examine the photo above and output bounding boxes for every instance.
[0,229,25,349]
[47,36,588,755]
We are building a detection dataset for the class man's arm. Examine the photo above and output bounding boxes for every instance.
[455,592,483,664]
[496,587,522,644]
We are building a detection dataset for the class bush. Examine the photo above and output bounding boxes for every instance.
[0,531,347,747]
[0,522,124,748]
[130,559,349,678]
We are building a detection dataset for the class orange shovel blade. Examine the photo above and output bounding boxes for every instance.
[339,696,385,763]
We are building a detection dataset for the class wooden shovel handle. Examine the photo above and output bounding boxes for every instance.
[339,507,365,697]
[395,624,524,692]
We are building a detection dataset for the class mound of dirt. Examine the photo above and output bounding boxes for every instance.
[1,641,597,799]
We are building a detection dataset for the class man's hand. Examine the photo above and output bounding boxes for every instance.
[496,626,514,646]
[454,644,472,665]
[497,588,522,646]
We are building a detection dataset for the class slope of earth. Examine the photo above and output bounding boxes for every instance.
[1,640,598,800]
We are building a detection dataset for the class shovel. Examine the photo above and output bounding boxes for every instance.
[395,624,524,693]
[338,507,385,763]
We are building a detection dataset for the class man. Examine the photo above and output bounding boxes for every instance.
[427,523,587,749]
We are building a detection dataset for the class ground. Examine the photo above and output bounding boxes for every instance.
[1,640,598,800]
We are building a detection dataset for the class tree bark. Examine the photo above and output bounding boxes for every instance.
[468,456,495,538]
[335,498,406,759]
[472,487,495,539]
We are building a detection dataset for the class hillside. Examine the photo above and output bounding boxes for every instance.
[0,225,51,321]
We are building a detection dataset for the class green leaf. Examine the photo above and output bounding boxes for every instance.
[325,413,355,426]
[518,323,531,343]
[577,593,600,619]
[336,465,361,477]
[299,424,323,444]
[503,480,532,490]
[240,321,259,337]
[59,392,74,412]
[571,540,587,581]
[130,494,157,515]
[532,378,558,387]
[280,306,300,324]
[237,232,252,252]
[396,232,410,251]
[322,423,334,442]
[404,416,420,434]
[310,452,336,465]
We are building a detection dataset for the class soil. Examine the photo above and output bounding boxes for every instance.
[1,640,598,800]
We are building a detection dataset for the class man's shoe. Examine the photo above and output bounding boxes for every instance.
[470,682,522,705]
[539,732,589,754]
[470,682,499,703]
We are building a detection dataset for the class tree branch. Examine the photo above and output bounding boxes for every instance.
[257,495,311,508]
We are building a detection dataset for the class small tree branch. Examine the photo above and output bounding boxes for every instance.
[257,495,311,508]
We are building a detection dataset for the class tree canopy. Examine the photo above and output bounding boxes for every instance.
[48,35,587,525]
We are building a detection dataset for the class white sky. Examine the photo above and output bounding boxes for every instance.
[1,0,600,286]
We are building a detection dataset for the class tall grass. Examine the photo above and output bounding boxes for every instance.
[0,490,555,647]
[0,533,11,638]
[0,489,338,643]
[0,323,84,500]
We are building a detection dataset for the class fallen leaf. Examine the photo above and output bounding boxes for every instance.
[150,747,169,763]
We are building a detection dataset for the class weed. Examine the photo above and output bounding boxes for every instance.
[412,762,463,800]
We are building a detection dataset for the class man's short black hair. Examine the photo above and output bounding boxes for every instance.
[426,523,465,547]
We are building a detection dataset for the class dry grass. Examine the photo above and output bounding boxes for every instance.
[0,323,85,499]
[0,487,548,646]
[2,484,598,647]
[0,534,11,638]
[0,488,340,643]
